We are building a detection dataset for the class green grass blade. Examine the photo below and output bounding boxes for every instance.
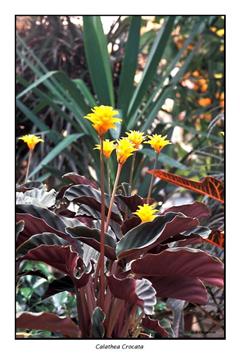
[118,16,141,117]
[16,99,60,144]
[73,79,97,107]
[16,71,58,99]
[29,133,84,178]
[127,16,176,119]
[83,16,114,106]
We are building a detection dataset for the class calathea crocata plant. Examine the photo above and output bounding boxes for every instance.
[16,106,224,338]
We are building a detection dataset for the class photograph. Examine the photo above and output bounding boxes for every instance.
[15,15,225,340]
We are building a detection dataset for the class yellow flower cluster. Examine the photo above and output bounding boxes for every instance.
[116,138,137,165]
[18,134,44,151]
[134,203,159,223]
[84,105,122,137]
[145,134,171,154]
[84,106,171,164]
[126,130,145,149]
[95,139,116,159]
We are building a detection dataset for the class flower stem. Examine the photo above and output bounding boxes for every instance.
[25,149,33,183]
[107,160,111,195]
[105,163,122,233]
[98,136,106,310]
[146,152,158,203]
[129,151,136,191]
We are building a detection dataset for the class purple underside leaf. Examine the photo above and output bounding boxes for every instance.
[43,276,74,299]
[142,316,169,337]
[16,312,81,338]
[116,212,199,260]
[18,244,81,276]
[162,201,211,221]
[107,274,156,315]
[150,276,208,304]
[16,232,69,258]
[66,225,116,260]
[62,172,98,189]
[16,213,66,246]
[115,194,145,213]
[131,247,224,304]
[63,184,122,222]
[121,215,141,235]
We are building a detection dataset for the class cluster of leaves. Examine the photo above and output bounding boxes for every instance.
[16,173,224,338]
[16,15,224,197]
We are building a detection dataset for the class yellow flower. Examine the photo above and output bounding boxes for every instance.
[134,203,158,223]
[116,138,137,165]
[126,130,145,149]
[145,134,171,154]
[18,134,44,151]
[84,105,122,137]
[94,139,116,159]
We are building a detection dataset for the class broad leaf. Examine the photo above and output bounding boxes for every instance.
[107,275,156,315]
[66,225,116,260]
[64,184,122,222]
[163,201,210,221]
[131,247,224,286]
[18,244,82,276]
[62,172,98,189]
[142,316,169,338]
[16,312,81,338]
[148,170,224,203]
[116,212,198,260]
[150,276,208,305]
[44,276,74,299]
[131,247,224,304]
[16,233,69,258]
[16,213,66,246]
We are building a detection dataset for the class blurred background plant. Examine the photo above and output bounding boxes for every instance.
[16,15,224,338]
[16,15,224,195]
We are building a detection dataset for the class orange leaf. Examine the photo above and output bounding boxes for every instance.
[148,169,224,203]
[205,230,224,249]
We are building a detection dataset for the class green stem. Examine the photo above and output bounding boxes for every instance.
[105,163,122,233]
[146,152,158,203]
[25,149,33,183]
[129,151,136,191]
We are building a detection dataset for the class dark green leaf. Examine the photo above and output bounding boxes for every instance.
[83,16,114,105]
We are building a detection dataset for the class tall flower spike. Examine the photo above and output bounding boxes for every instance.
[84,105,122,137]
[134,203,159,223]
[116,138,137,165]
[126,130,145,149]
[18,134,44,151]
[94,139,116,159]
[145,134,171,154]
